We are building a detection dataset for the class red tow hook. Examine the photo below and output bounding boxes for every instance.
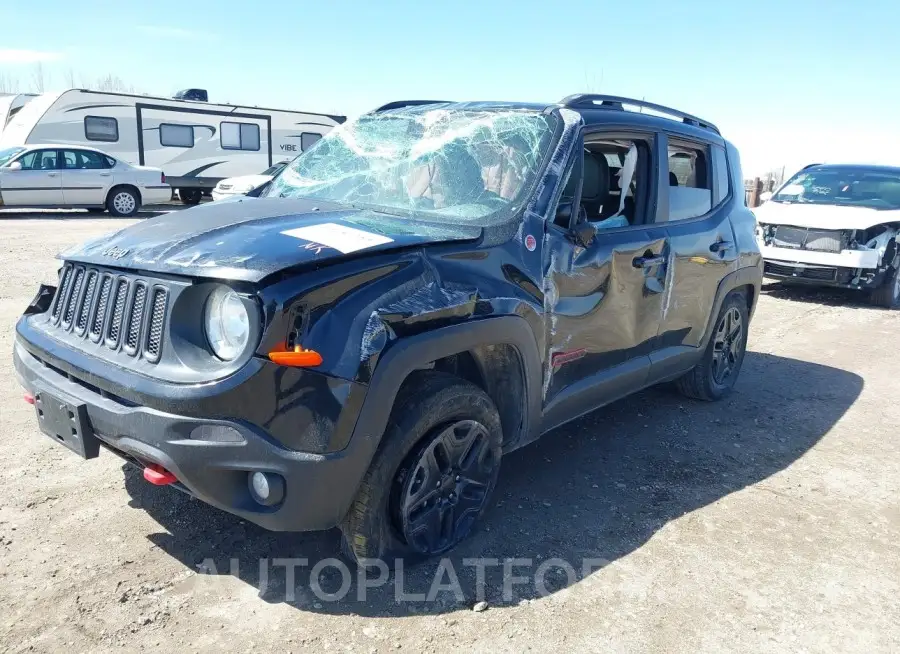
[23,393,35,405]
[143,464,177,486]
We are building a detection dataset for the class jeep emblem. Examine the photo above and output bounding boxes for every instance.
[101,246,130,260]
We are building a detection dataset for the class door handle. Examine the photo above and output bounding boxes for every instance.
[47,173,58,177]
[632,253,666,269]
[709,240,733,254]
[100,173,111,177]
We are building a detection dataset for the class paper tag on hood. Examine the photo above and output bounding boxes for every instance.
[281,223,394,254]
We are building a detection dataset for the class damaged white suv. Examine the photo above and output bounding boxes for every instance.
[755,163,900,306]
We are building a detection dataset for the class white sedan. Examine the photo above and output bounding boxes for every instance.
[0,144,170,216]
[212,161,290,201]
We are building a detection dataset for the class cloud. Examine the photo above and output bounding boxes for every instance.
[137,25,218,40]
[0,49,63,64]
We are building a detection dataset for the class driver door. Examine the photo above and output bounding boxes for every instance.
[541,128,669,432]
[0,149,63,206]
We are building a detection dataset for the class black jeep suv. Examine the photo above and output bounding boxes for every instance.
[14,95,762,563]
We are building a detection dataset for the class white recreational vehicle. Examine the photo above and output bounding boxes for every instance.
[0,88,345,204]
[0,94,38,138]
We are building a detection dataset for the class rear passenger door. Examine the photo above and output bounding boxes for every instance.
[61,149,113,206]
[651,134,738,379]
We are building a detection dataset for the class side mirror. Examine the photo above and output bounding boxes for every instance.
[571,220,596,248]
[759,191,773,203]
[555,201,574,227]
[7,161,22,172]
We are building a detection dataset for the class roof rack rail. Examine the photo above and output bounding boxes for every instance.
[559,94,720,135]
[371,100,450,113]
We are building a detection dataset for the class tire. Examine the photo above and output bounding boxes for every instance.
[868,266,900,308]
[106,186,140,217]
[179,188,202,205]
[339,371,503,566]
[676,291,749,401]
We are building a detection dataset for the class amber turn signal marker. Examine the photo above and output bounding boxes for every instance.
[268,345,323,367]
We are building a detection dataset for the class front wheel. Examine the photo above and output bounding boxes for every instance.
[179,188,202,205]
[340,372,502,566]
[868,265,900,308]
[106,187,140,217]
[676,291,749,401]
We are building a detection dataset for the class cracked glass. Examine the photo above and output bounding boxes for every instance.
[265,105,559,226]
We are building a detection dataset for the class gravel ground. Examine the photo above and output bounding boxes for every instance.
[0,211,898,653]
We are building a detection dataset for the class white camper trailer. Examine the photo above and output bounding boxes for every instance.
[0,89,345,204]
[0,94,38,139]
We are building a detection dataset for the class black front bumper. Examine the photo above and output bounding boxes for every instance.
[13,327,373,533]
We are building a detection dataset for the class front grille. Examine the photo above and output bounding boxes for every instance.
[765,261,838,281]
[772,226,848,253]
[48,263,169,362]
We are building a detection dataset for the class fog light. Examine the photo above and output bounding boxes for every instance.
[248,471,284,506]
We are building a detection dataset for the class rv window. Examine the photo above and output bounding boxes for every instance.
[160,124,195,148]
[300,132,321,151]
[84,116,118,142]
[220,122,261,151]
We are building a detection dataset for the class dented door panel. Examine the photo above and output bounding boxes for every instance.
[657,212,738,349]
[541,225,669,410]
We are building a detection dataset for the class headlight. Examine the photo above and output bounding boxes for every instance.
[204,287,250,360]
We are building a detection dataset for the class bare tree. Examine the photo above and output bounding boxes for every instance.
[64,68,77,88]
[29,63,45,93]
[0,73,20,94]
[93,74,135,94]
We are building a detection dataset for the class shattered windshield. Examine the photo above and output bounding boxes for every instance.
[264,106,559,225]
[773,168,900,209]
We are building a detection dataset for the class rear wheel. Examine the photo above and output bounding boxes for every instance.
[339,371,502,566]
[106,186,140,217]
[179,188,202,205]
[868,265,900,308]
[676,291,749,401]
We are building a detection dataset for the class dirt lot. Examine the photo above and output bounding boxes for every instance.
[0,211,898,653]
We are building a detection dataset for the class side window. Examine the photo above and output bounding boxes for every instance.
[103,155,117,169]
[62,150,106,170]
[300,132,322,151]
[712,145,730,204]
[84,116,118,142]
[221,122,261,151]
[578,134,653,229]
[19,149,58,170]
[666,141,712,221]
[160,123,195,148]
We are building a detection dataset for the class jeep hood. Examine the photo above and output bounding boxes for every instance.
[754,201,900,230]
[61,197,482,282]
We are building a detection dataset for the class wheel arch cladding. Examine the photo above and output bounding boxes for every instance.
[430,343,529,450]
[357,316,543,461]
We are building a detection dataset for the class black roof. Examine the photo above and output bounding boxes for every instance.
[370,95,724,143]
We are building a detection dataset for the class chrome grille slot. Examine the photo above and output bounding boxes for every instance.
[75,270,98,335]
[61,267,85,329]
[145,288,167,361]
[124,283,147,355]
[90,275,113,341]
[106,279,129,348]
